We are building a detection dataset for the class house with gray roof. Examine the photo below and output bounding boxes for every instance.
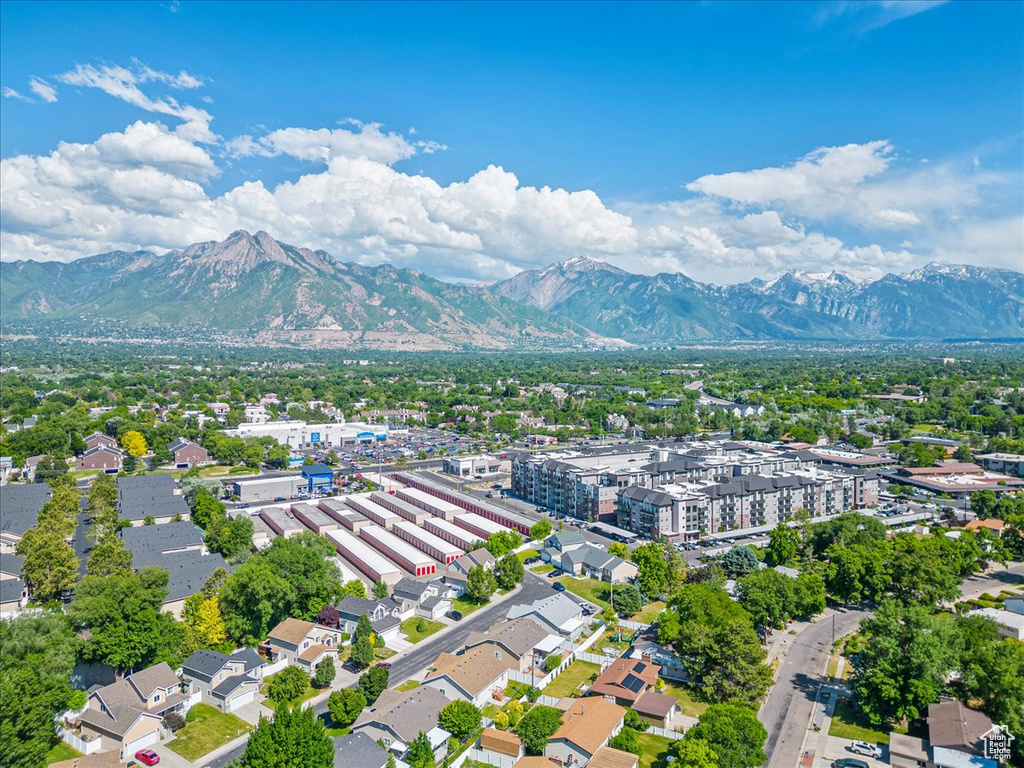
[333,732,389,768]
[0,578,28,615]
[0,483,50,554]
[506,593,586,640]
[557,543,638,584]
[181,649,264,712]
[117,475,191,525]
[352,687,451,759]
[337,595,403,642]
[391,577,452,621]
[464,617,559,672]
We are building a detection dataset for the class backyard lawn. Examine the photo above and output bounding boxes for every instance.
[401,618,444,643]
[553,576,612,610]
[542,659,601,698]
[659,681,710,718]
[166,704,252,761]
[46,742,81,764]
[516,548,539,563]
[635,732,675,768]
[634,600,667,624]
[829,696,891,745]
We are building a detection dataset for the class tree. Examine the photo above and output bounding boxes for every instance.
[0,612,82,768]
[405,731,435,768]
[609,726,642,755]
[824,542,888,605]
[765,524,799,567]
[624,708,650,732]
[312,657,336,688]
[671,738,719,768]
[544,652,562,673]
[373,579,390,599]
[485,530,523,558]
[791,571,826,619]
[34,454,68,481]
[219,559,293,647]
[327,688,366,727]
[887,533,962,607]
[684,703,767,768]
[466,564,497,602]
[260,533,344,619]
[852,600,961,725]
[530,520,553,541]
[515,704,563,755]
[357,665,390,703]
[351,614,375,668]
[120,430,148,457]
[721,546,759,579]
[214,515,254,562]
[180,594,228,657]
[847,433,873,450]
[16,528,79,603]
[316,604,340,628]
[631,541,669,597]
[608,541,630,560]
[613,582,644,616]
[342,579,368,598]
[68,567,178,675]
[240,706,332,768]
[440,699,482,741]
[267,666,310,704]
[494,554,525,590]
[736,569,794,630]
[86,534,134,578]
[953,444,974,462]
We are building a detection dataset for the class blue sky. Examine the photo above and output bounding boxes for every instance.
[1,0,1021,283]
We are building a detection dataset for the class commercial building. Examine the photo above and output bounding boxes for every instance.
[345,495,400,529]
[423,516,483,550]
[454,512,507,541]
[394,486,461,520]
[226,420,389,449]
[317,499,372,532]
[370,492,430,525]
[326,529,403,586]
[975,452,1024,477]
[397,472,534,534]
[231,475,305,504]
[359,525,436,577]
[391,519,463,564]
[291,503,340,535]
[259,506,307,539]
[442,454,508,478]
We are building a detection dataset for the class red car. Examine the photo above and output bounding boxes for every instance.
[135,750,160,766]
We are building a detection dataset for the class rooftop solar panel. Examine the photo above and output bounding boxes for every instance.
[622,674,645,693]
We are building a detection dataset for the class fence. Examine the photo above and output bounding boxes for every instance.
[647,724,688,739]
[619,618,649,630]
[506,622,608,691]
[57,725,102,755]
[449,747,518,768]
[262,657,289,676]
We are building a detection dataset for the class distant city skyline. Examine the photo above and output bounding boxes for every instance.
[1,0,1021,283]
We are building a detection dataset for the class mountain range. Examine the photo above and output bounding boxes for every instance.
[1,230,1022,349]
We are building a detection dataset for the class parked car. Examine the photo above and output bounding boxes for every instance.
[848,742,883,759]
[831,760,869,768]
[446,610,463,622]
[485,492,493,498]
[376,661,393,669]
[237,502,250,509]
[553,582,566,592]
[524,557,539,565]
[491,484,503,490]
[274,496,287,502]
[134,750,160,766]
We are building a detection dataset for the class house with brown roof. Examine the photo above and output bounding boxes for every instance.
[422,646,512,707]
[77,662,189,760]
[464,617,560,673]
[265,618,342,672]
[168,438,212,468]
[630,690,679,728]
[586,657,660,706]
[478,728,524,763]
[587,747,640,768]
[963,518,1006,536]
[927,699,997,768]
[546,697,625,767]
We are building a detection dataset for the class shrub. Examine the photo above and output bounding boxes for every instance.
[492,711,509,730]
[624,708,650,731]
[416,618,428,633]
[268,666,310,704]
[163,712,186,732]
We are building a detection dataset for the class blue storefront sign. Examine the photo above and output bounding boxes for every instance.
[310,431,321,443]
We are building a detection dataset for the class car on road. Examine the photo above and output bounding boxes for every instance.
[375,661,393,669]
[446,610,463,621]
[237,502,249,509]
[485,492,493,498]
[553,582,566,592]
[274,496,287,502]
[134,750,160,766]
[848,742,883,759]
[831,759,869,768]
[491,484,503,490]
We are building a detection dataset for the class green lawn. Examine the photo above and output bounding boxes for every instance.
[597,628,632,652]
[634,600,667,624]
[452,595,489,616]
[829,697,890,745]
[530,563,555,574]
[394,679,421,692]
[166,704,253,761]
[516,548,539,563]
[401,617,445,643]
[554,576,612,611]
[659,681,710,718]
[46,742,82,764]
[635,732,675,768]
[543,659,601,699]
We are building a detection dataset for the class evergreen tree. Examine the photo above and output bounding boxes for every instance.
[240,707,332,768]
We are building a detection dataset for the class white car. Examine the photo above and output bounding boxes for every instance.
[849,741,883,759]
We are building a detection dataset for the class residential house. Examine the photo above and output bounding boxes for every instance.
[889,734,932,768]
[422,646,511,707]
[962,518,1006,537]
[352,687,451,760]
[544,531,589,555]
[444,548,497,596]
[463,617,561,673]
[586,658,660,706]
[390,578,451,621]
[78,663,189,760]
[506,593,586,641]
[587,748,640,768]
[966,607,1024,641]
[631,691,678,729]
[265,618,343,672]
[333,732,390,768]
[337,596,404,644]
[168,438,212,468]
[927,699,998,768]
[77,446,125,473]
[84,432,119,451]
[555,543,638,584]
[0,483,50,554]
[546,697,626,767]
[0,577,28,615]
[117,475,191,526]
[478,728,524,764]
[181,649,264,712]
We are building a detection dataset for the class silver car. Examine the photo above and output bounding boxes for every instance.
[849,741,883,759]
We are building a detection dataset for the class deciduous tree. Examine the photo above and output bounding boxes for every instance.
[515,705,562,755]
[494,554,524,590]
[466,564,497,602]
[240,706,332,768]
[357,666,389,703]
[327,688,366,727]
[684,703,766,768]
[439,699,482,741]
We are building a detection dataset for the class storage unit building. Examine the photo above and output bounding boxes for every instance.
[396,472,532,535]
[291,503,340,534]
[359,525,436,577]
[326,529,403,586]
[370,491,430,525]
[345,495,400,530]
[318,499,372,532]
[454,512,507,540]
[392,519,463,565]
[259,506,307,539]
[423,516,482,550]
[395,486,461,520]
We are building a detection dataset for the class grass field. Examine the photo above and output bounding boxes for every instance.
[262,671,320,712]
[635,732,675,768]
[394,679,421,692]
[659,681,710,718]
[634,600,667,624]
[401,618,444,643]
[829,697,890,745]
[542,659,600,698]
[553,576,612,610]
[46,742,81,764]
[516,548,539,563]
[530,563,555,574]
[166,703,252,761]
[452,595,489,617]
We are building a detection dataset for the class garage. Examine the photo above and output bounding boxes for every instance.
[122,728,160,757]
[228,688,257,711]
